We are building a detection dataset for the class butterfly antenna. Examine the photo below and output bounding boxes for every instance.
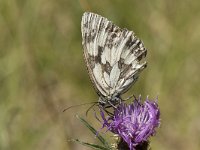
[63,102,97,112]
[86,102,98,116]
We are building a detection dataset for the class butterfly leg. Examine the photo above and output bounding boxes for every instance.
[108,101,117,109]
[123,94,136,102]
[98,104,114,116]
[86,102,98,116]
[104,109,114,116]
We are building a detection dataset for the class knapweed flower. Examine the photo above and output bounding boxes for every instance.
[100,97,160,150]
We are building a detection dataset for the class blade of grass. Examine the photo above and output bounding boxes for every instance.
[71,139,111,150]
[76,115,111,149]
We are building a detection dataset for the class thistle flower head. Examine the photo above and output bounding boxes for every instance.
[100,97,160,150]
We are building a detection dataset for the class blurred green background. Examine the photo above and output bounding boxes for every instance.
[0,0,200,149]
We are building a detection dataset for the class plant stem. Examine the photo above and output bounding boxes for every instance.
[117,139,149,150]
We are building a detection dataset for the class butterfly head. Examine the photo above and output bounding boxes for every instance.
[98,95,122,109]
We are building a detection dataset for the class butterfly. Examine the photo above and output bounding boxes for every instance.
[81,12,147,108]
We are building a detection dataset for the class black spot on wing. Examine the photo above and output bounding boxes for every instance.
[125,35,138,49]
[85,29,97,43]
[123,34,147,62]
[98,18,106,33]
[94,46,103,63]
[119,64,132,79]
[102,61,112,74]
[118,58,125,70]
[105,22,115,32]
[111,33,117,39]
[131,39,147,62]
[135,48,147,61]
[87,54,95,69]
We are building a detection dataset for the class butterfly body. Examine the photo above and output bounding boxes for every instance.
[81,12,147,108]
[98,94,122,108]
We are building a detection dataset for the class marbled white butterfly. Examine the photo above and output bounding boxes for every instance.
[81,12,147,108]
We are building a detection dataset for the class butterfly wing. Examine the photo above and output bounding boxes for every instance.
[81,12,147,99]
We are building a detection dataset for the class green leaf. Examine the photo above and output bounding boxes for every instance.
[71,139,111,150]
[76,115,111,149]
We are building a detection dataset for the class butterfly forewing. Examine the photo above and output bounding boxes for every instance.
[81,12,147,103]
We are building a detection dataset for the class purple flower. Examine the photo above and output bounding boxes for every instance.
[100,97,160,150]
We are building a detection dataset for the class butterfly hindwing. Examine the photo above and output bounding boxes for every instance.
[81,12,147,100]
